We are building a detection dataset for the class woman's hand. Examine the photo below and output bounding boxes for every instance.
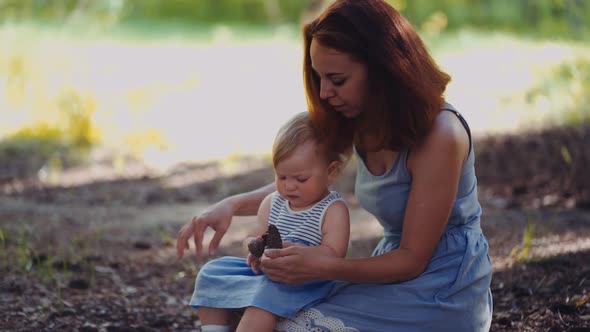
[260,243,333,285]
[176,199,235,261]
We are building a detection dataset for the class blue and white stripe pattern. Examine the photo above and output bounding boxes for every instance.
[268,191,344,246]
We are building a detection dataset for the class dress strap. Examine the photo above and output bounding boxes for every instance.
[442,103,472,154]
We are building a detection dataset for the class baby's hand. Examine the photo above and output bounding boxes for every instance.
[246,253,261,274]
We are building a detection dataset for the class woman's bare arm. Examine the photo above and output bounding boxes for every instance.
[229,183,277,216]
[177,183,275,260]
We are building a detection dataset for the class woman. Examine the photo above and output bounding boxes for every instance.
[177,1,493,331]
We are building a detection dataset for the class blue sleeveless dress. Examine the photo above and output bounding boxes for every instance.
[189,191,346,318]
[275,104,493,332]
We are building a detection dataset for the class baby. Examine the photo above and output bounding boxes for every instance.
[189,112,351,332]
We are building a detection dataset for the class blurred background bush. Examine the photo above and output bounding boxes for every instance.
[0,0,588,181]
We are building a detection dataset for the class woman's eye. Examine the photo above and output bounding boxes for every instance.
[332,79,345,86]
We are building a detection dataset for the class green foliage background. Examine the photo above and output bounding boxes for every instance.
[1,0,589,39]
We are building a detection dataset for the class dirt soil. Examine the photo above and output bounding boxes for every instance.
[1,125,590,332]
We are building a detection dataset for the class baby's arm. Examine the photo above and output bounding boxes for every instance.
[243,194,272,249]
[318,200,350,258]
[243,194,272,273]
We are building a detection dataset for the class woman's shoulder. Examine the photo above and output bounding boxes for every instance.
[432,110,470,143]
[407,111,470,170]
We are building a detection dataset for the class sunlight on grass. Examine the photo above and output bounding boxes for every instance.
[1,23,589,168]
[431,30,590,135]
[0,22,305,170]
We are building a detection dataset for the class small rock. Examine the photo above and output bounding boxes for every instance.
[497,317,511,326]
[489,196,511,209]
[150,318,172,328]
[106,326,135,332]
[79,324,98,332]
[1,280,24,294]
[135,327,156,332]
[550,303,577,315]
[133,241,151,250]
[68,278,90,290]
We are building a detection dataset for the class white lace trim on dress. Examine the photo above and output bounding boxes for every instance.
[275,309,359,332]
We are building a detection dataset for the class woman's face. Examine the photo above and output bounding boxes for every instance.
[310,39,369,118]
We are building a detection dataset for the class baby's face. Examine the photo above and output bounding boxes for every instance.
[274,141,332,210]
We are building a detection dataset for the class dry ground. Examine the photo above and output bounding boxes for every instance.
[1,125,590,332]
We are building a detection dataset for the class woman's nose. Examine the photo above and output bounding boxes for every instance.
[319,80,334,100]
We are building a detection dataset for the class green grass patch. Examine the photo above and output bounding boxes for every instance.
[0,224,104,289]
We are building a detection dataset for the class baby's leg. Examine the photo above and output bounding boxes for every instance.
[236,306,277,332]
[198,307,237,332]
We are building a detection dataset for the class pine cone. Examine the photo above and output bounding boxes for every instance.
[263,224,283,249]
[248,224,283,257]
[248,238,266,258]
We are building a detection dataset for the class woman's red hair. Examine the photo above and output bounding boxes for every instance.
[303,0,451,153]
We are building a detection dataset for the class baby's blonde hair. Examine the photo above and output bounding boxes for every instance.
[272,112,348,168]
